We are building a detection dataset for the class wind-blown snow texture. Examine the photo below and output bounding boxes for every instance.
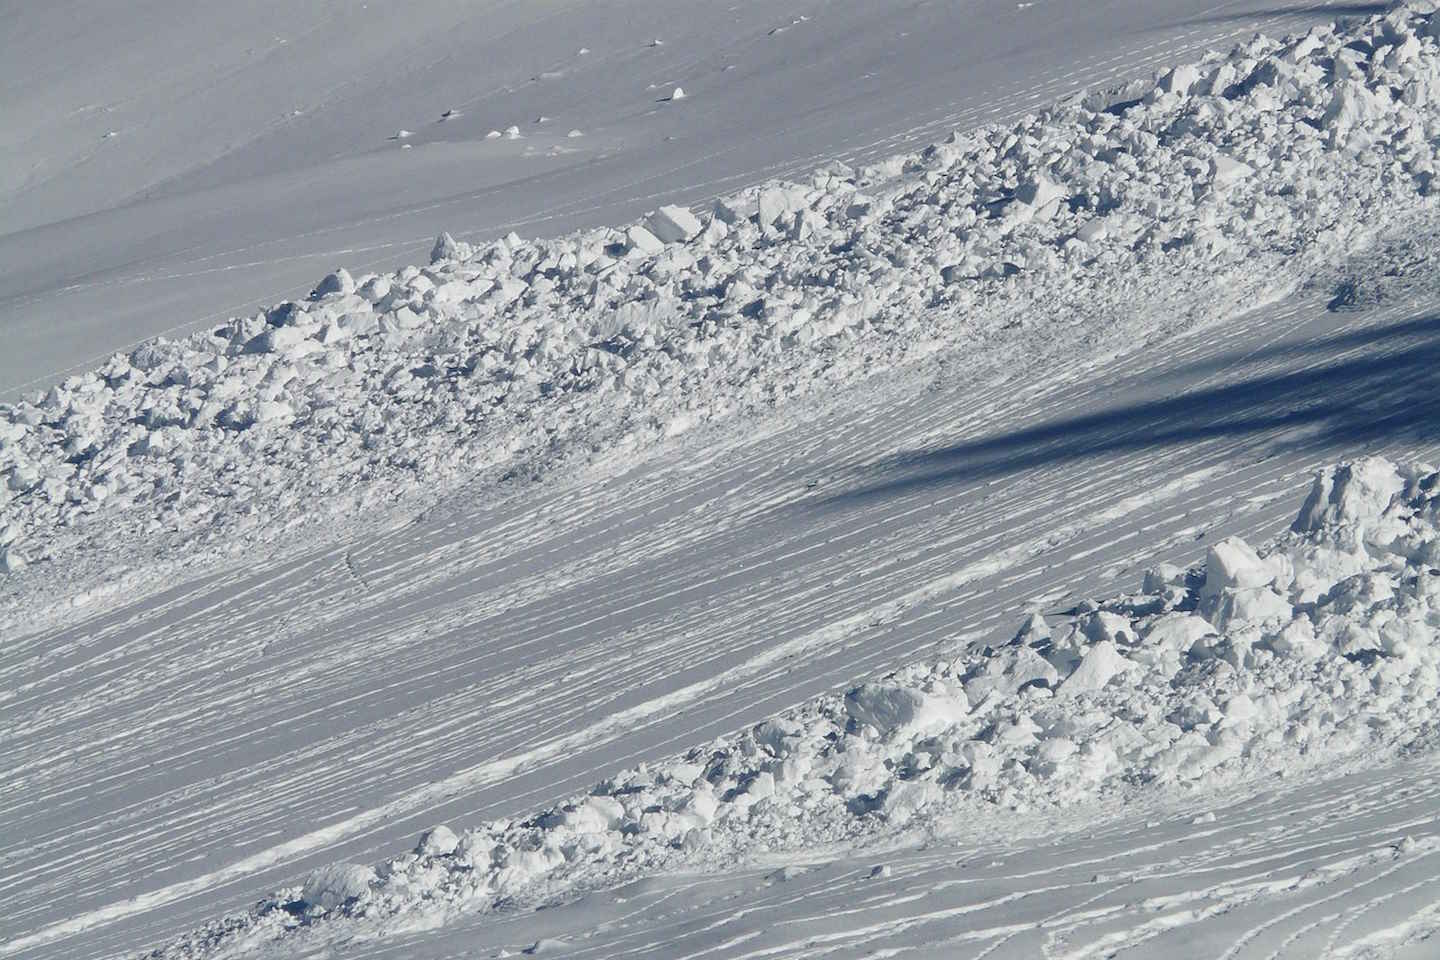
[153,453,1440,956]
[7,4,1440,631]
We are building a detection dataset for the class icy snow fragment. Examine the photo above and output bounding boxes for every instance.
[1160,63,1203,96]
[1200,537,1276,601]
[1076,219,1109,243]
[1061,640,1132,693]
[309,267,355,300]
[758,185,807,226]
[844,682,961,736]
[625,225,665,256]
[1015,175,1065,211]
[300,863,376,910]
[431,233,464,264]
[504,125,522,140]
[416,825,459,857]
[645,205,703,243]
[1210,154,1253,188]
[1294,458,1406,533]
[1323,80,1385,134]
[667,87,686,101]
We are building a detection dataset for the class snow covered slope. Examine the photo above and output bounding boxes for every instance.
[0,0,1376,397]
[8,4,1440,960]
[147,455,1440,958]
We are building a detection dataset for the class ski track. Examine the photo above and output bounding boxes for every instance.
[6,2,1440,957]
[350,759,1440,960]
[5,274,1440,958]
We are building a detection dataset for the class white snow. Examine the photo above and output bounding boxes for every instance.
[0,1,1360,398]
[149,454,1440,955]
[12,5,1440,960]
[298,864,376,912]
[8,4,1440,637]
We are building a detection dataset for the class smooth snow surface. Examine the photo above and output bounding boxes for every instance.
[0,1,1375,398]
[9,4,1440,960]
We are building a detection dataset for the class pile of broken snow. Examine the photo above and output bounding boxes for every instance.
[156,456,1440,955]
[10,4,1440,607]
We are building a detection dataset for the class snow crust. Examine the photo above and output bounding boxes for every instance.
[9,5,1440,632]
[154,453,1440,956]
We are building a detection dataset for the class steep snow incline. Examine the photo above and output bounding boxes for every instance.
[9,5,1440,960]
[142,455,1440,959]
[6,2,1439,627]
[0,0,1372,396]
[8,213,1440,957]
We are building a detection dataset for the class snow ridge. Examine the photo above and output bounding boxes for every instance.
[7,4,1440,628]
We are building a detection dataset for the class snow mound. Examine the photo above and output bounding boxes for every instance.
[156,455,1440,957]
[8,4,1440,626]
[298,863,376,912]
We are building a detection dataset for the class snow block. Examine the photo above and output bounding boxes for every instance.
[625,225,665,256]
[309,268,355,300]
[1015,175,1065,210]
[415,824,459,857]
[1200,537,1276,601]
[1294,458,1406,533]
[1160,63,1203,96]
[758,186,807,226]
[1323,80,1385,133]
[644,205,703,244]
[844,682,960,735]
[431,233,466,264]
[1061,640,1132,693]
[1210,154,1253,187]
[300,863,376,911]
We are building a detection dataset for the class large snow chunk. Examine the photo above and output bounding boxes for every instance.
[645,205,702,244]
[1200,537,1276,604]
[1294,458,1405,533]
[1015,175,1065,210]
[309,267,355,300]
[1210,154,1252,188]
[300,863,376,911]
[1144,613,1215,653]
[1208,585,1293,632]
[1323,80,1385,133]
[1160,64,1203,96]
[248,325,321,358]
[431,233,473,264]
[415,824,459,857]
[1060,640,1132,693]
[844,682,961,736]
[758,185,807,226]
[625,225,665,256]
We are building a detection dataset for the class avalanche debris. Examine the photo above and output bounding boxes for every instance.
[156,453,1440,956]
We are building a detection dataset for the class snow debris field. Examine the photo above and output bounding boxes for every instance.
[8,4,1440,628]
[156,454,1440,955]
[15,4,1440,959]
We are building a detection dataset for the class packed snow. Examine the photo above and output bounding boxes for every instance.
[151,454,1440,956]
[10,4,1440,960]
[9,3,1440,634]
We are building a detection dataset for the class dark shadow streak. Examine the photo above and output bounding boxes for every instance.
[1179,4,1389,29]
[816,313,1440,510]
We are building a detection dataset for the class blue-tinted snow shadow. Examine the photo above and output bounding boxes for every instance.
[815,312,1440,510]
[1180,4,1389,27]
